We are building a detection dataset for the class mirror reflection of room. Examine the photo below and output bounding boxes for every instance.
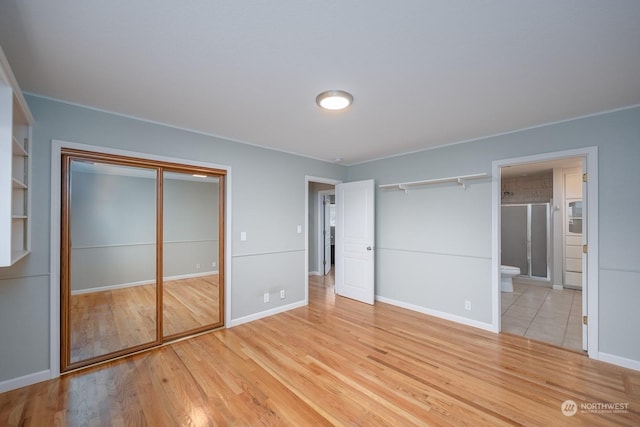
[69,160,158,364]
[63,154,225,370]
[163,171,221,338]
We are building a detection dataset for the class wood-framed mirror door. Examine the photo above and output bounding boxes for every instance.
[162,168,224,340]
[60,149,225,372]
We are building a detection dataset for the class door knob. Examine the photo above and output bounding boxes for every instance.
[366,246,373,251]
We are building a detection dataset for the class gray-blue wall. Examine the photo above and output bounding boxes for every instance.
[348,106,640,364]
[0,95,346,383]
[0,95,638,387]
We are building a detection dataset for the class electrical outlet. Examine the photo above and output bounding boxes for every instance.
[212,261,216,268]
[465,300,471,311]
[196,263,201,269]
[280,289,286,299]
[263,292,270,303]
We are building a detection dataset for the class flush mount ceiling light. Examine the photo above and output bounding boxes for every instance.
[316,90,353,111]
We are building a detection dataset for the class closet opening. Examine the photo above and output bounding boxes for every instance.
[60,149,225,372]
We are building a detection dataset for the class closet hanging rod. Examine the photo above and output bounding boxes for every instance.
[379,173,489,194]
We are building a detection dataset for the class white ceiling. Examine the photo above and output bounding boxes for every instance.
[1,1,639,165]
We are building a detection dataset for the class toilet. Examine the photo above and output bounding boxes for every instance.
[501,265,520,292]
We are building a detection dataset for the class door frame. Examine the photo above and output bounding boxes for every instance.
[50,139,232,379]
[305,176,341,304]
[491,146,598,358]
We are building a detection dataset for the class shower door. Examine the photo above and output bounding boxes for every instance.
[501,203,550,280]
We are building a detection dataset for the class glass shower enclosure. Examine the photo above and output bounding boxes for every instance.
[501,203,551,280]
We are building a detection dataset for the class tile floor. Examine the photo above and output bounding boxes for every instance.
[501,281,584,352]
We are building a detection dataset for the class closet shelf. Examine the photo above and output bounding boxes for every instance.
[11,177,27,190]
[12,136,28,156]
[379,173,489,194]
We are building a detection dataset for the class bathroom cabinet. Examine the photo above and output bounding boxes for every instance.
[0,46,34,267]
[563,169,583,288]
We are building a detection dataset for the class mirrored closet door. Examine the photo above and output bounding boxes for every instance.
[61,150,225,372]
[162,170,223,339]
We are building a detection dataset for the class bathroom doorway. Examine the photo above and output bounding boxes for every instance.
[493,148,598,356]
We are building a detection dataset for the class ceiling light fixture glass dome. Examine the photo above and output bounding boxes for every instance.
[316,90,353,111]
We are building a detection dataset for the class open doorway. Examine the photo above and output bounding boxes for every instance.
[318,190,335,276]
[493,147,598,357]
[305,177,341,303]
[307,182,336,276]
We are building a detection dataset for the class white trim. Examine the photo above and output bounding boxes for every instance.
[27,92,342,166]
[304,176,342,306]
[308,271,321,276]
[0,370,51,394]
[50,139,232,384]
[228,300,307,327]
[598,352,640,372]
[72,238,218,250]
[492,147,599,359]
[376,296,496,333]
[348,104,639,166]
[70,271,218,295]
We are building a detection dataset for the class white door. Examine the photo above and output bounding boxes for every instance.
[323,196,332,275]
[335,180,375,304]
[581,158,588,351]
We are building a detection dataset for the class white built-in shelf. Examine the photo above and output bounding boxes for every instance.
[12,136,28,156]
[11,250,30,265]
[1,45,33,267]
[379,173,490,194]
[11,177,27,190]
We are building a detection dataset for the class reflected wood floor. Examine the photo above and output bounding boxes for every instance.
[163,274,220,337]
[70,283,157,363]
[70,275,219,362]
[3,274,640,425]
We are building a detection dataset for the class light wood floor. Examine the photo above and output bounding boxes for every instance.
[3,274,639,425]
[70,275,220,363]
[163,275,220,337]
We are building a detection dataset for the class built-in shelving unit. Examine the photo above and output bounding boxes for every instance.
[379,173,489,194]
[1,46,34,267]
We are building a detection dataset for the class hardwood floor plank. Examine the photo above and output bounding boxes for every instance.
[1,273,639,425]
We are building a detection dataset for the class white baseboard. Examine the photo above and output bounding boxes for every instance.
[71,271,218,295]
[165,270,218,281]
[0,369,51,393]
[552,284,564,290]
[308,271,321,276]
[228,300,307,327]
[375,295,496,333]
[598,352,640,372]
